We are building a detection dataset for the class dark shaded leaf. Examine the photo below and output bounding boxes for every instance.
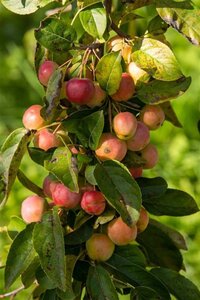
[21,256,40,288]
[28,146,54,166]
[105,253,170,300]
[130,286,160,300]
[137,219,183,271]
[64,218,94,245]
[151,267,200,300]
[86,265,119,300]
[143,188,199,216]
[5,224,36,288]
[94,160,142,226]
[136,77,191,104]
[160,101,182,128]
[33,208,66,291]
[136,177,168,201]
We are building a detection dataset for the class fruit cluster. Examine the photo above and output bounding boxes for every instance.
[20,36,166,262]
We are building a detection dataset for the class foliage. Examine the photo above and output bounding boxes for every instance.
[0,0,200,299]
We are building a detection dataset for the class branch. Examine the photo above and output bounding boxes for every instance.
[0,286,24,299]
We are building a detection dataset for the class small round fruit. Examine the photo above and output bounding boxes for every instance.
[21,195,45,223]
[65,78,95,105]
[43,175,58,199]
[107,217,137,246]
[137,207,149,233]
[86,233,115,261]
[128,61,149,84]
[52,183,81,209]
[127,121,150,151]
[95,133,127,161]
[113,112,137,140]
[129,167,143,178]
[22,105,46,130]
[81,191,106,215]
[139,105,165,130]
[38,60,58,86]
[34,128,62,151]
[87,82,106,108]
[111,73,135,102]
[140,144,159,169]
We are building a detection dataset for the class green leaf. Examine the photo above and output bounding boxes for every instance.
[64,218,94,245]
[149,219,187,250]
[63,110,104,150]
[136,177,168,201]
[87,265,119,300]
[36,266,57,290]
[160,101,182,128]
[151,267,200,300]
[143,188,199,216]
[7,216,26,240]
[156,0,200,46]
[105,253,170,300]
[94,160,142,226]
[1,0,54,15]
[35,42,46,74]
[79,7,107,39]
[0,128,34,207]
[28,147,54,166]
[85,164,97,185]
[113,244,147,268]
[17,169,45,197]
[148,15,169,36]
[35,18,76,52]
[33,208,66,291]
[5,224,36,288]
[136,76,191,104]
[130,286,160,300]
[137,219,183,271]
[21,256,40,288]
[96,52,122,95]
[122,0,154,10]
[43,68,65,122]
[45,146,79,192]
[132,37,182,81]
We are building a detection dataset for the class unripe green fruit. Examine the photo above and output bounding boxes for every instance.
[107,217,137,246]
[113,112,138,140]
[21,195,45,223]
[86,233,115,261]
[139,105,165,130]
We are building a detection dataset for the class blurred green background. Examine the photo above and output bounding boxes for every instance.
[0,1,200,299]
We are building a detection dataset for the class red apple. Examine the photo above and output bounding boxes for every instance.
[113,112,137,140]
[81,191,106,215]
[111,73,135,102]
[65,78,95,105]
[22,105,45,130]
[38,60,58,86]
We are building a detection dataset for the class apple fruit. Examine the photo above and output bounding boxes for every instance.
[65,78,95,105]
[21,195,45,223]
[113,112,137,140]
[139,105,165,130]
[81,191,106,215]
[107,217,137,245]
[34,128,62,151]
[140,143,159,169]
[136,207,149,233]
[127,121,150,151]
[86,233,115,261]
[87,82,106,108]
[52,183,81,209]
[22,105,46,130]
[95,133,127,161]
[111,73,135,102]
[38,60,58,86]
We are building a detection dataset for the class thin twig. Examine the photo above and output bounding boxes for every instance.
[0,286,24,299]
